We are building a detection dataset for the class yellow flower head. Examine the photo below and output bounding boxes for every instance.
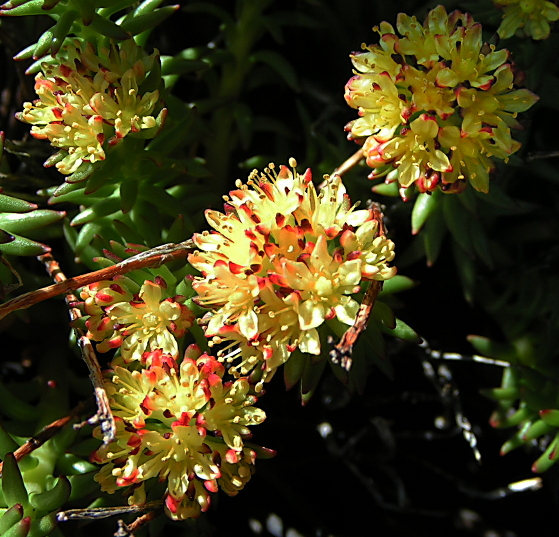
[16,39,161,175]
[344,5,539,196]
[92,346,266,521]
[495,0,559,40]
[189,160,396,383]
[83,278,195,362]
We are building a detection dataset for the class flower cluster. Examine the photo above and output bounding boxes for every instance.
[344,5,539,197]
[495,0,559,40]
[188,159,396,384]
[16,39,161,175]
[92,347,266,520]
[81,278,195,362]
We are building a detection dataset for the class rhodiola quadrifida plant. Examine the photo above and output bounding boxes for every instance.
[0,1,557,535]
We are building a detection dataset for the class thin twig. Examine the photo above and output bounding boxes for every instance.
[329,203,386,370]
[0,399,92,477]
[0,240,194,321]
[420,340,511,368]
[126,508,163,533]
[526,150,559,161]
[38,253,117,443]
[319,149,365,189]
[329,280,383,370]
[57,501,164,522]
[334,148,364,177]
[419,340,483,463]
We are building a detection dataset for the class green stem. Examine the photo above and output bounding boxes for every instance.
[205,0,272,192]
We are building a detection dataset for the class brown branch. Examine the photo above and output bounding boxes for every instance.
[0,240,194,321]
[126,508,163,534]
[329,202,387,370]
[329,280,383,370]
[0,399,92,477]
[526,150,559,161]
[38,252,122,443]
[334,148,365,177]
[57,501,164,522]
[318,149,365,189]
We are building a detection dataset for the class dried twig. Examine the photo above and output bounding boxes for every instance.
[126,508,163,533]
[420,340,510,368]
[329,203,386,370]
[334,148,364,177]
[57,501,164,522]
[329,280,383,370]
[38,253,118,443]
[526,150,559,161]
[319,149,364,189]
[0,240,194,321]
[0,399,92,477]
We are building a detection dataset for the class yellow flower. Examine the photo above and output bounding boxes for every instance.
[495,0,559,40]
[92,346,266,521]
[345,5,539,196]
[189,160,396,383]
[80,279,135,349]
[16,40,161,175]
[363,114,452,193]
[84,278,194,362]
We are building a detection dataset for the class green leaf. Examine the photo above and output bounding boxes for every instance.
[97,0,137,18]
[74,221,103,256]
[2,516,30,537]
[0,210,65,235]
[379,275,416,296]
[0,424,19,459]
[480,387,520,401]
[51,9,79,54]
[165,214,188,244]
[183,2,234,26]
[442,194,473,256]
[532,432,559,473]
[539,409,559,427]
[68,472,99,501]
[13,43,35,61]
[421,204,446,266]
[378,317,421,343]
[232,102,254,150]
[119,180,138,214]
[467,335,515,361]
[32,27,55,59]
[348,347,369,395]
[369,300,396,329]
[65,162,99,184]
[87,13,131,40]
[0,234,50,256]
[523,419,555,441]
[70,199,120,226]
[130,201,161,246]
[133,0,165,16]
[467,215,493,268]
[2,454,28,508]
[0,504,24,535]
[411,190,441,234]
[284,351,306,391]
[250,50,299,91]
[371,181,400,197]
[160,56,208,76]
[112,219,147,245]
[0,0,45,16]
[301,357,327,405]
[29,477,71,512]
[452,243,476,304]
[0,194,37,213]
[120,5,178,35]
